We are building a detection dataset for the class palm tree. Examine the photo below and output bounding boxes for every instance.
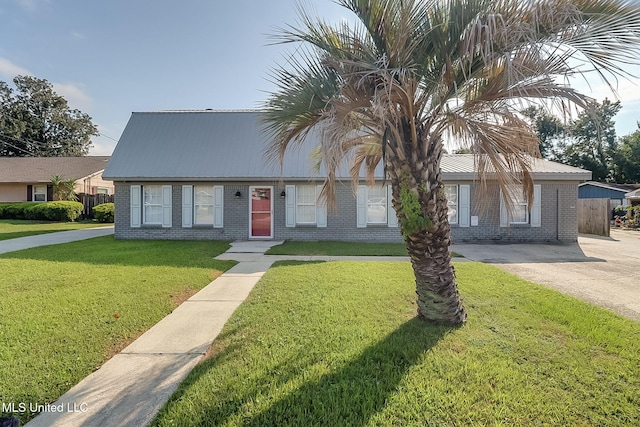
[50,174,78,202]
[263,0,640,324]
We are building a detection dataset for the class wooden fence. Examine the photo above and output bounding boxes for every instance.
[577,198,610,237]
[78,193,114,219]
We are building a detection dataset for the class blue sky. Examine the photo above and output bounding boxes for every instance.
[0,0,346,155]
[1,0,640,156]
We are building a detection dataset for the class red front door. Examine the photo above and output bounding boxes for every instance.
[250,187,272,238]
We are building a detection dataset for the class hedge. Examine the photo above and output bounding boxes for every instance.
[0,201,84,222]
[92,203,114,223]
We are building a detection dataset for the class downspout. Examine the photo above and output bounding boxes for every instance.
[556,188,559,241]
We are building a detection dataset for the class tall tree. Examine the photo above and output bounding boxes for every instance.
[0,75,98,157]
[560,99,621,182]
[521,106,566,159]
[263,0,640,324]
[613,127,640,183]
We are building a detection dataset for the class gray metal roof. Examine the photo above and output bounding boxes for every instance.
[0,156,110,183]
[104,110,591,182]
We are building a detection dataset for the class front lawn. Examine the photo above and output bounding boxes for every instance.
[0,237,236,424]
[0,219,110,241]
[153,261,640,426]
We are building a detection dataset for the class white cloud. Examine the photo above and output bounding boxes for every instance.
[71,31,85,40]
[0,57,32,78]
[89,139,117,156]
[0,58,92,112]
[52,82,92,111]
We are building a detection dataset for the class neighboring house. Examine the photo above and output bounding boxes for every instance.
[578,181,640,208]
[625,189,640,206]
[103,110,591,243]
[0,156,113,203]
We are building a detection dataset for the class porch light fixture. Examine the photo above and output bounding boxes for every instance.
[280,190,286,199]
[235,191,241,198]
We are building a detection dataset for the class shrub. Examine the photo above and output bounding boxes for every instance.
[632,206,640,228]
[93,203,114,223]
[0,201,83,222]
[43,201,83,221]
[613,205,627,220]
[1,203,35,220]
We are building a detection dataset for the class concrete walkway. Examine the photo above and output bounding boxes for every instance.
[0,226,114,254]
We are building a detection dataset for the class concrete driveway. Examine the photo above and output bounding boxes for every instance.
[453,229,640,322]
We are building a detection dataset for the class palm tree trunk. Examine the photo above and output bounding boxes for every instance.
[404,204,467,324]
[386,131,467,324]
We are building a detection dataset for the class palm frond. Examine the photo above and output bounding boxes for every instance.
[264,0,640,212]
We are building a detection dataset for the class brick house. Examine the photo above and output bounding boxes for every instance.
[103,110,591,243]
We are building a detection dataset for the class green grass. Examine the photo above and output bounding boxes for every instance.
[266,240,410,256]
[0,219,110,241]
[0,237,236,424]
[153,261,640,426]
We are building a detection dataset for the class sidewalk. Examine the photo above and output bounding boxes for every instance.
[24,240,416,427]
[0,226,114,254]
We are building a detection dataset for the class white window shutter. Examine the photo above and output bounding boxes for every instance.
[387,185,398,227]
[531,184,541,227]
[499,189,508,228]
[459,184,470,228]
[130,185,141,228]
[285,185,296,227]
[357,185,367,228]
[162,185,172,228]
[316,184,327,228]
[213,185,224,228]
[182,185,193,228]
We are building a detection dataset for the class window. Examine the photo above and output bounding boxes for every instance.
[504,186,529,224]
[181,185,222,229]
[356,185,397,228]
[194,185,214,224]
[296,185,317,224]
[143,185,163,224]
[285,185,326,228]
[500,184,541,228]
[33,185,47,202]
[367,186,387,224]
[97,187,110,195]
[444,185,458,224]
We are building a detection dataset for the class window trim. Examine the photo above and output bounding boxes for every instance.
[499,184,541,228]
[193,185,215,225]
[505,186,529,225]
[366,186,388,225]
[33,185,47,202]
[295,185,317,225]
[143,185,163,225]
[445,184,458,225]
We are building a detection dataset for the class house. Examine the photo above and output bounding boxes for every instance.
[625,189,640,206]
[578,181,640,208]
[0,156,113,203]
[103,110,591,243]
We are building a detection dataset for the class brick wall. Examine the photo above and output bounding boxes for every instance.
[114,180,579,243]
[449,181,578,243]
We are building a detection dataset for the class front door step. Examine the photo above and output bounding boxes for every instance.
[227,240,284,253]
